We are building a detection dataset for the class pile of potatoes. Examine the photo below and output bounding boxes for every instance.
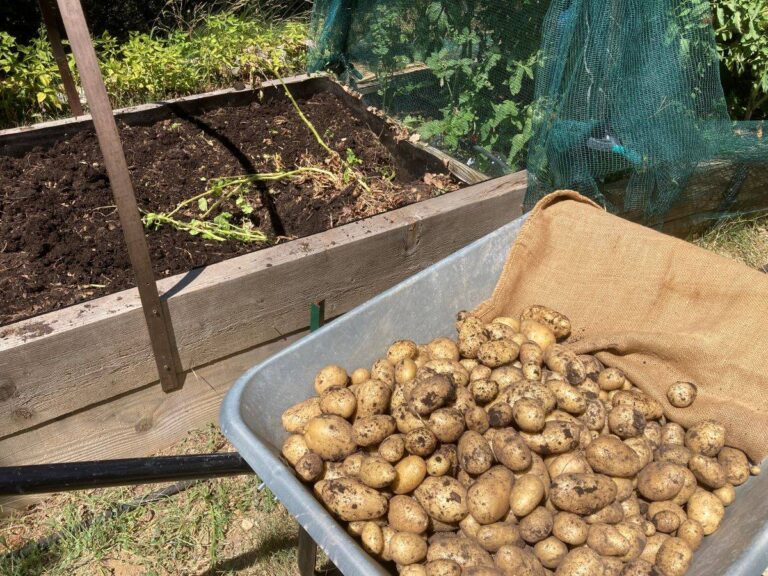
[281,305,755,576]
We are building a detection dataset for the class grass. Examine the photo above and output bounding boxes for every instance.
[690,213,768,271]
[0,425,303,576]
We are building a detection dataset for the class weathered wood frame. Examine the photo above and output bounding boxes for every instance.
[0,75,528,512]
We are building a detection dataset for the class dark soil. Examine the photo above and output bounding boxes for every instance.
[0,92,457,326]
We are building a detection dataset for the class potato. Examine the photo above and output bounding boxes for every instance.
[621,559,655,576]
[688,454,727,489]
[660,422,686,445]
[376,434,405,463]
[519,506,553,544]
[396,359,419,385]
[406,427,439,458]
[428,408,465,443]
[353,415,397,447]
[361,521,384,555]
[584,501,624,525]
[714,483,736,506]
[388,340,418,364]
[608,404,646,439]
[509,473,545,517]
[655,537,692,576]
[666,381,697,408]
[513,398,546,433]
[582,435,643,478]
[427,535,494,568]
[427,446,456,477]
[350,367,370,385]
[519,341,544,365]
[550,474,617,515]
[470,379,499,405]
[282,434,310,466]
[465,406,491,433]
[492,316,520,331]
[479,465,515,491]
[548,380,587,414]
[580,400,606,432]
[425,559,461,576]
[428,338,460,361]
[358,456,396,488]
[410,375,456,416]
[598,368,625,391]
[521,305,571,339]
[640,533,669,564]
[393,455,428,494]
[304,415,357,461]
[483,322,517,342]
[520,319,556,352]
[453,386,477,415]
[487,403,515,428]
[587,523,631,557]
[636,462,688,501]
[654,443,692,466]
[387,495,429,534]
[552,512,588,545]
[371,358,395,386]
[545,345,587,385]
[624,437,654,468]
[456,432,493,476]
[424,360,470,388]
[546,452,592,478]
[686,489,725,535]
[356,379,392,417]
[554,547,604,576]
[476,522,521,552]
[321,478,388,522]
[314,365,348,395]
[620,495,642,518]
[643,421,662,449]
[319,387,357,419]
[319,461,346,481]
[390,531,428,565]
[651,509,681,534]
[295,452,323,482]
[670,467,698,506]
[470,365,493,382]
[533,536,567,569]
[521,420,581,455]
[468,477,511,525]
[495,545,546,576]
[490,365,525,387]
[414,477,469,523]
[396,410,429,438]
[718,447,751,486]
[490,428,533,471]
[282,397,322,434]
[612,390,663,421]
[677,519,704,551]
[685,420,726,457]
[477,339,519,368]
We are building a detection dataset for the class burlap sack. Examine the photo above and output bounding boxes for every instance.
[474,190,768,462]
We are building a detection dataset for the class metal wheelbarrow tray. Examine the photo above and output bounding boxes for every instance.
[221,214,768,576]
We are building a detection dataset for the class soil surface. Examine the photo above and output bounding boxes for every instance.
[0,92,457,326]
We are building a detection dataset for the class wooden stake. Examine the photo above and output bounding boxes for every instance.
[38,0,83,117]
[55,0,182,392]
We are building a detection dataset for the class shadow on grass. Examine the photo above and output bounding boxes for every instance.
[0,544,61,576]
[196,530,340,576]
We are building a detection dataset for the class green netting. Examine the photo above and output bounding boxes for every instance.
[309,0,768,225]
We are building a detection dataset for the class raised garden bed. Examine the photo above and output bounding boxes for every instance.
[0,75,526,513]
[0,75,465,326]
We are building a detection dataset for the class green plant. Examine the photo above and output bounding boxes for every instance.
[712,0,768,119]
[0,12,308,128]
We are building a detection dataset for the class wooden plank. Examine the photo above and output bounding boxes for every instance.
[0,74,317,156]
[39,0,83,117]
[0,328,306,514]
[0,171,527,438]
[56,0,181,391]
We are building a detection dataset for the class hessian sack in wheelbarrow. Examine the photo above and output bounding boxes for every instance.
[474,190,768,462]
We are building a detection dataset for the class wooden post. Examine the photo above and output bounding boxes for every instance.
[55,0,182,392]
[38,0,83,118]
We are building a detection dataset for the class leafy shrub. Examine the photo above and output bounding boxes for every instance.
[712,0,768,119]
[0,14,308,128]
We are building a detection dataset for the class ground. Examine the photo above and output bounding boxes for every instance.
[1,214,767,575]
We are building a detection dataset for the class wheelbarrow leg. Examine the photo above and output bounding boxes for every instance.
[298,526,319,576]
